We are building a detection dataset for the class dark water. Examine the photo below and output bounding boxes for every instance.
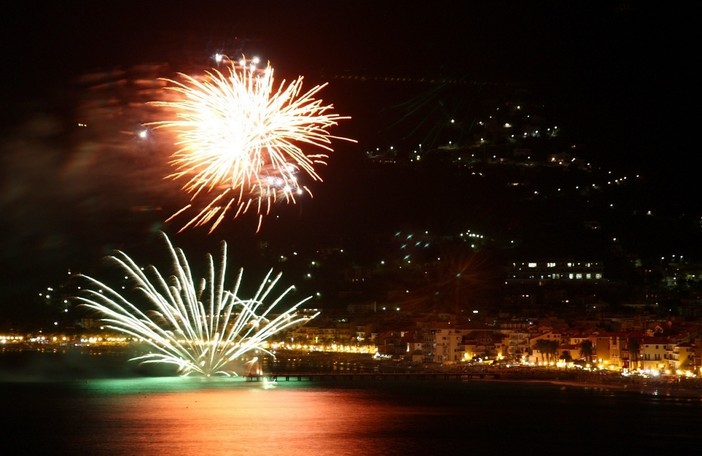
[2,353,702,455]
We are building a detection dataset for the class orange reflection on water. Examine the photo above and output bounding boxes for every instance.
[85,386,413,456]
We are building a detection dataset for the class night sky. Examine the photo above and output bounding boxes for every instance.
[0,1,697,325]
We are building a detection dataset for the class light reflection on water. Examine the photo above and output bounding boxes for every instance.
[5,375,702,454]
[57,377,422,456]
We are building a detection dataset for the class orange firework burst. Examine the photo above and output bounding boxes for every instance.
[149,55,354,232]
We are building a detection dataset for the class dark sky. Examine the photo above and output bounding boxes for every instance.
[0,1,697,324]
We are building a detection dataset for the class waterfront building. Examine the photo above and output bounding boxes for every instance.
[500,329,531,360]
[422,324,471,364]
[674,342,696,372]
[458,330,505,361]
[593,332,628,368]
[639,337,674,371]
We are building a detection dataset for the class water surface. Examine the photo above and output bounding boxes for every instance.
[4,374,702,455]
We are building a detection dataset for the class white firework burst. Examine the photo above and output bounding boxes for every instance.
[75,232,318,377]
[149,55,354,233]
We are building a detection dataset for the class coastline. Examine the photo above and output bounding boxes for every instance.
[554,378,702,399]
[493,375,702,399]
[414,363,702,399]
[3,349,702,399]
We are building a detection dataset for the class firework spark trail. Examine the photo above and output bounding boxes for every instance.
[149,56,355,233]
[75,232,318,377]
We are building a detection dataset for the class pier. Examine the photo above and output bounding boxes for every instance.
[246,371,501,382]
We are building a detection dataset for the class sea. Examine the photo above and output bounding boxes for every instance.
[2,351,702,455]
